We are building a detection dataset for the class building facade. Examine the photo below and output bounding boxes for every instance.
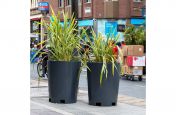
[30,0,59,47]
[30,0,146,44]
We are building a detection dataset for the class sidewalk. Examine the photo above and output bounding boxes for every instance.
[31,80,145,115]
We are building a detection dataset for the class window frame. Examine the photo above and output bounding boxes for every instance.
[66,0,72,6]
[133,0,142,2]
[59,0,64,8]
[85,0,91,3]
[117,25,126,32]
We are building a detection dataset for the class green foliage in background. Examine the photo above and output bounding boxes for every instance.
[124,24,146,46]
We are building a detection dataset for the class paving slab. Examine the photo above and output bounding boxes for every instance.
[31,79,145,115]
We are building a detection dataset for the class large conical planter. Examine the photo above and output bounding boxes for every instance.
[47,61,81,104]
[87,62,120,106]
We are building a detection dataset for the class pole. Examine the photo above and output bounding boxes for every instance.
[72,0,78,34]
[72,0,78,19]
[72,0,79,56]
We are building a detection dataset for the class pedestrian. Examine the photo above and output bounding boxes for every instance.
[121,41,126,48]
[109,40,118,60]
[116,42,122,48]
[84,41,91,59]
[31,44,39,63]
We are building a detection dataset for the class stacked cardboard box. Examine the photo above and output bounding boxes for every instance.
[122,45,128,56]
[124,45,144,56]
[128,66,143,75]
[126,56,145,66]
[121,45,145,75]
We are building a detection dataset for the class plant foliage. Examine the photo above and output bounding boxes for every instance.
[124,24,146,45]
[45,9,83,61]
[82,29,123,84]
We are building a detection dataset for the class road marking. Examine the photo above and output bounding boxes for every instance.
[31,101,74,115]
[135,85,145,88]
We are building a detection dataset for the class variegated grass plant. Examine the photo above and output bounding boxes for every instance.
[30,8,86,86]
[82,29,123,84]
[31,8,83,62]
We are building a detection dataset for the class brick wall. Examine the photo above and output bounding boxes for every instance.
[119,0,130,18]
[83,2,93,19]
[130,0,145,17]
[93,0,104,19]
[36,0,146,20]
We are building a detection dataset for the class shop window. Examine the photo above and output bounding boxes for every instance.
[117,25,125,32]
[31,20,40,33]
[59,0,64,7]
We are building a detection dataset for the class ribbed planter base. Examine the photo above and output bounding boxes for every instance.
[48,61,81,104]
[87,62,120,106]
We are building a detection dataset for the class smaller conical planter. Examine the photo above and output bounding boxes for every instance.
[87,62,120,106]
[48,60,81,104]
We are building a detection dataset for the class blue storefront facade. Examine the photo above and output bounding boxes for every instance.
[51,17,145,42]
[96,19,127,42]
[95,18,145,42]
[130,18,145,26]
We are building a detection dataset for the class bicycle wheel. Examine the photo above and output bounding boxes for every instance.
[37,63,43,78]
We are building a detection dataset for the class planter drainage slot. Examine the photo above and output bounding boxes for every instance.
[60,100,65,103]
[96,102,101,106]
[112,102,116,106]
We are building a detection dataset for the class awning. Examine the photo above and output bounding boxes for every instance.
[78,20,93,27]
[131,19,145,25]
[30,14,43,19]
[31,18,41,21]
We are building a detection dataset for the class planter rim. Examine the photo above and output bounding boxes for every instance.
[48,60,81,63]
[87,61,119,64]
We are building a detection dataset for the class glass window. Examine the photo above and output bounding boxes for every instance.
[85,0,91,3]
[117,25,125,32]
[59,0,64,7]
[133,0,142,2]
[66,0,72,6]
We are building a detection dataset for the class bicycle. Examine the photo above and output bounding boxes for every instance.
[37,50,48,78]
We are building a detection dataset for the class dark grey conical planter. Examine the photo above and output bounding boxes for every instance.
[47,60,81,104]
[87,62,120,106]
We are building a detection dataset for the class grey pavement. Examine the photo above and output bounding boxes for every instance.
[77,69,146,99]
[31,85,145,115]
[31,102,63,115]
[30,64,146,115]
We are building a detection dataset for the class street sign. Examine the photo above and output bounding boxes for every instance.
[38,2,49,11]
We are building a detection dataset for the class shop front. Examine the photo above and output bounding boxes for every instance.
[130,18,145,26]
[96,19,127,42]
[30,18,41,48]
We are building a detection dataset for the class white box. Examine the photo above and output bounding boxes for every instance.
[132,56,146,66]
[133,69,143,75]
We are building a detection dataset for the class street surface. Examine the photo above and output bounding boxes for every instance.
[30,64,146,115]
